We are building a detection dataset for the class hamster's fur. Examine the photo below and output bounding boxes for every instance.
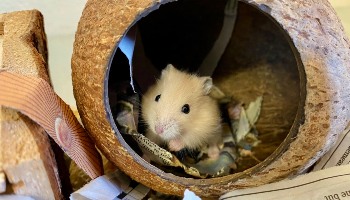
[142,64,222,157]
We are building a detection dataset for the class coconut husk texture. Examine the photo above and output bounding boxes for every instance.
[71,0,350,198]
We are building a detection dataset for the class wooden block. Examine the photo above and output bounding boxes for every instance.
[0,19,4,195]
[0,10,62,199]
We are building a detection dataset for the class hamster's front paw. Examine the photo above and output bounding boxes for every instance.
[168,139,184,152]
[208,145,220,159]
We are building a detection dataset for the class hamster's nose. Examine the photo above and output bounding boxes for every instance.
[155,124,164,135]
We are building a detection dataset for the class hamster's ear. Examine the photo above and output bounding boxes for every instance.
[161,64,175,78]
[201,77,213,95]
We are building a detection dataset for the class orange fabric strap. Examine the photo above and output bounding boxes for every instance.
[0,71,103,179]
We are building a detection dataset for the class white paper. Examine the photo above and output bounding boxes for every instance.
[0,195,35,200]
[183,189,201,200]
[119,26,137,92]
[220,165,350,200]
[70,175,122,200]
[235,108,250,142]
[313,124,350,171]
[70,170,149,200]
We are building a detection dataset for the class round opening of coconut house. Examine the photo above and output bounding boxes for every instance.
[71,0,350,198]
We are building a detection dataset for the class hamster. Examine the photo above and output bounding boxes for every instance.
[141,64,222,158]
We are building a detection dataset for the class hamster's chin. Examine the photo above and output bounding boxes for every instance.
[160,126,180,141]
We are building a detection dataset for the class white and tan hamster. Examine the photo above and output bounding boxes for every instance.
[142,64,222,158]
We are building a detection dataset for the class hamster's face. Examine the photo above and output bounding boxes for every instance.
[142,65,220,145]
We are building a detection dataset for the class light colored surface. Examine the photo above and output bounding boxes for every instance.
[330,0,350,35]
[0,0,86,36]
[48,35,77,106]
[0,0,348,107]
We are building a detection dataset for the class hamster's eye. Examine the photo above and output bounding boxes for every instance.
[155,94,161,102]
[181,104,190,114]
